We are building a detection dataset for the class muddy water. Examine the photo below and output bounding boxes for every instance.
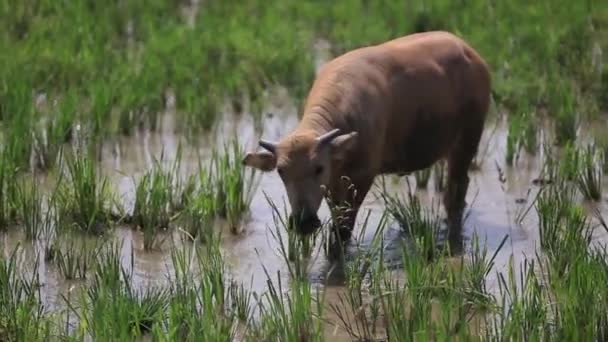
[2,91,608,339]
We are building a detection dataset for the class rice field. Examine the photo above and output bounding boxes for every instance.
[1,0,608,341]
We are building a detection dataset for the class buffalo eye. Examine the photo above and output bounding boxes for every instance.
[314,165,324,176]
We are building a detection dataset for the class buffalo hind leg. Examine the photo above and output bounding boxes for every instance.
[444,115,484,244]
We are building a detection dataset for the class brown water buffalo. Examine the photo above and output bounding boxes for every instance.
[243,30,491,243]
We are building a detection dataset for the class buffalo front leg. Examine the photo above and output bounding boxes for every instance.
[327,175,373,244]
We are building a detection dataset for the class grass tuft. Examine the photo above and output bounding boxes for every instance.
[382,189,443,262]
[0,246,50,341]
[576,144,603,201]
[212,140,258,234]
[56,150,115,235]
[132,158,176,251]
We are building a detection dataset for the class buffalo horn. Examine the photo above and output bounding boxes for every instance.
[259,139,277,153]
[316,128,342,145]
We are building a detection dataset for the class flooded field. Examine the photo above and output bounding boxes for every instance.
[2,88,608,339]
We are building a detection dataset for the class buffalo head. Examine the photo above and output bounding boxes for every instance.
[242,128,358,234]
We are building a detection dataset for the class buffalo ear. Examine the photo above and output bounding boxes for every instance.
[330,132,358,162]
[242,151,277,171]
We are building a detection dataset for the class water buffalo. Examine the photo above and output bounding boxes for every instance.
[243,30,491,243]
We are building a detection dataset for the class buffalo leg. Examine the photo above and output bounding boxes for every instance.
[327,175,373,243]
[444,116,484,241]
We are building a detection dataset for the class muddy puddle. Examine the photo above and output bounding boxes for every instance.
[2,87,608,339]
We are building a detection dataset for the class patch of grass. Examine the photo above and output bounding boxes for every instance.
[506,108,538,165]
[535,182,577,252]
[382,189,443,262]
[32,93,77,172]
[248,269,325,342]
[179,171,216,243]
[52,234,103,281]
[554,88,579,146]
[1,79,34,171]
[557,142,580,181]
[14,178,52,240]
[212,139,259,234]
[132,159,175,251]
[327,213,388,341]
[535,181,594,275]
[577,144,603,201]
[0,246,50,341]
[505,116,521,166]
[460,232,507,311]
[156,240,238,341]
[229,277,255,324]
[71,243,170,339]
[0,152,19,230]
[56,150,115,235]
[265,192,319,264]
[488,257,551,340]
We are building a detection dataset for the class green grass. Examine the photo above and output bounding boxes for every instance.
[247,198,326,342]
[129,140,259,247]
[14,178,50,240]
[382,188,444,262]
[70,242,170,339]
[554,85,580,146]
[0,0,604,173]
[212,140,259,234]
[0,152,19,230]
[51,234,104,281]
[506,107,538,165]
[0,246,50,341]
[179,173,216,243]
[557,142,581,181]
[131,157,177,251]
[577,144,603,201]
[56,150,115,235]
